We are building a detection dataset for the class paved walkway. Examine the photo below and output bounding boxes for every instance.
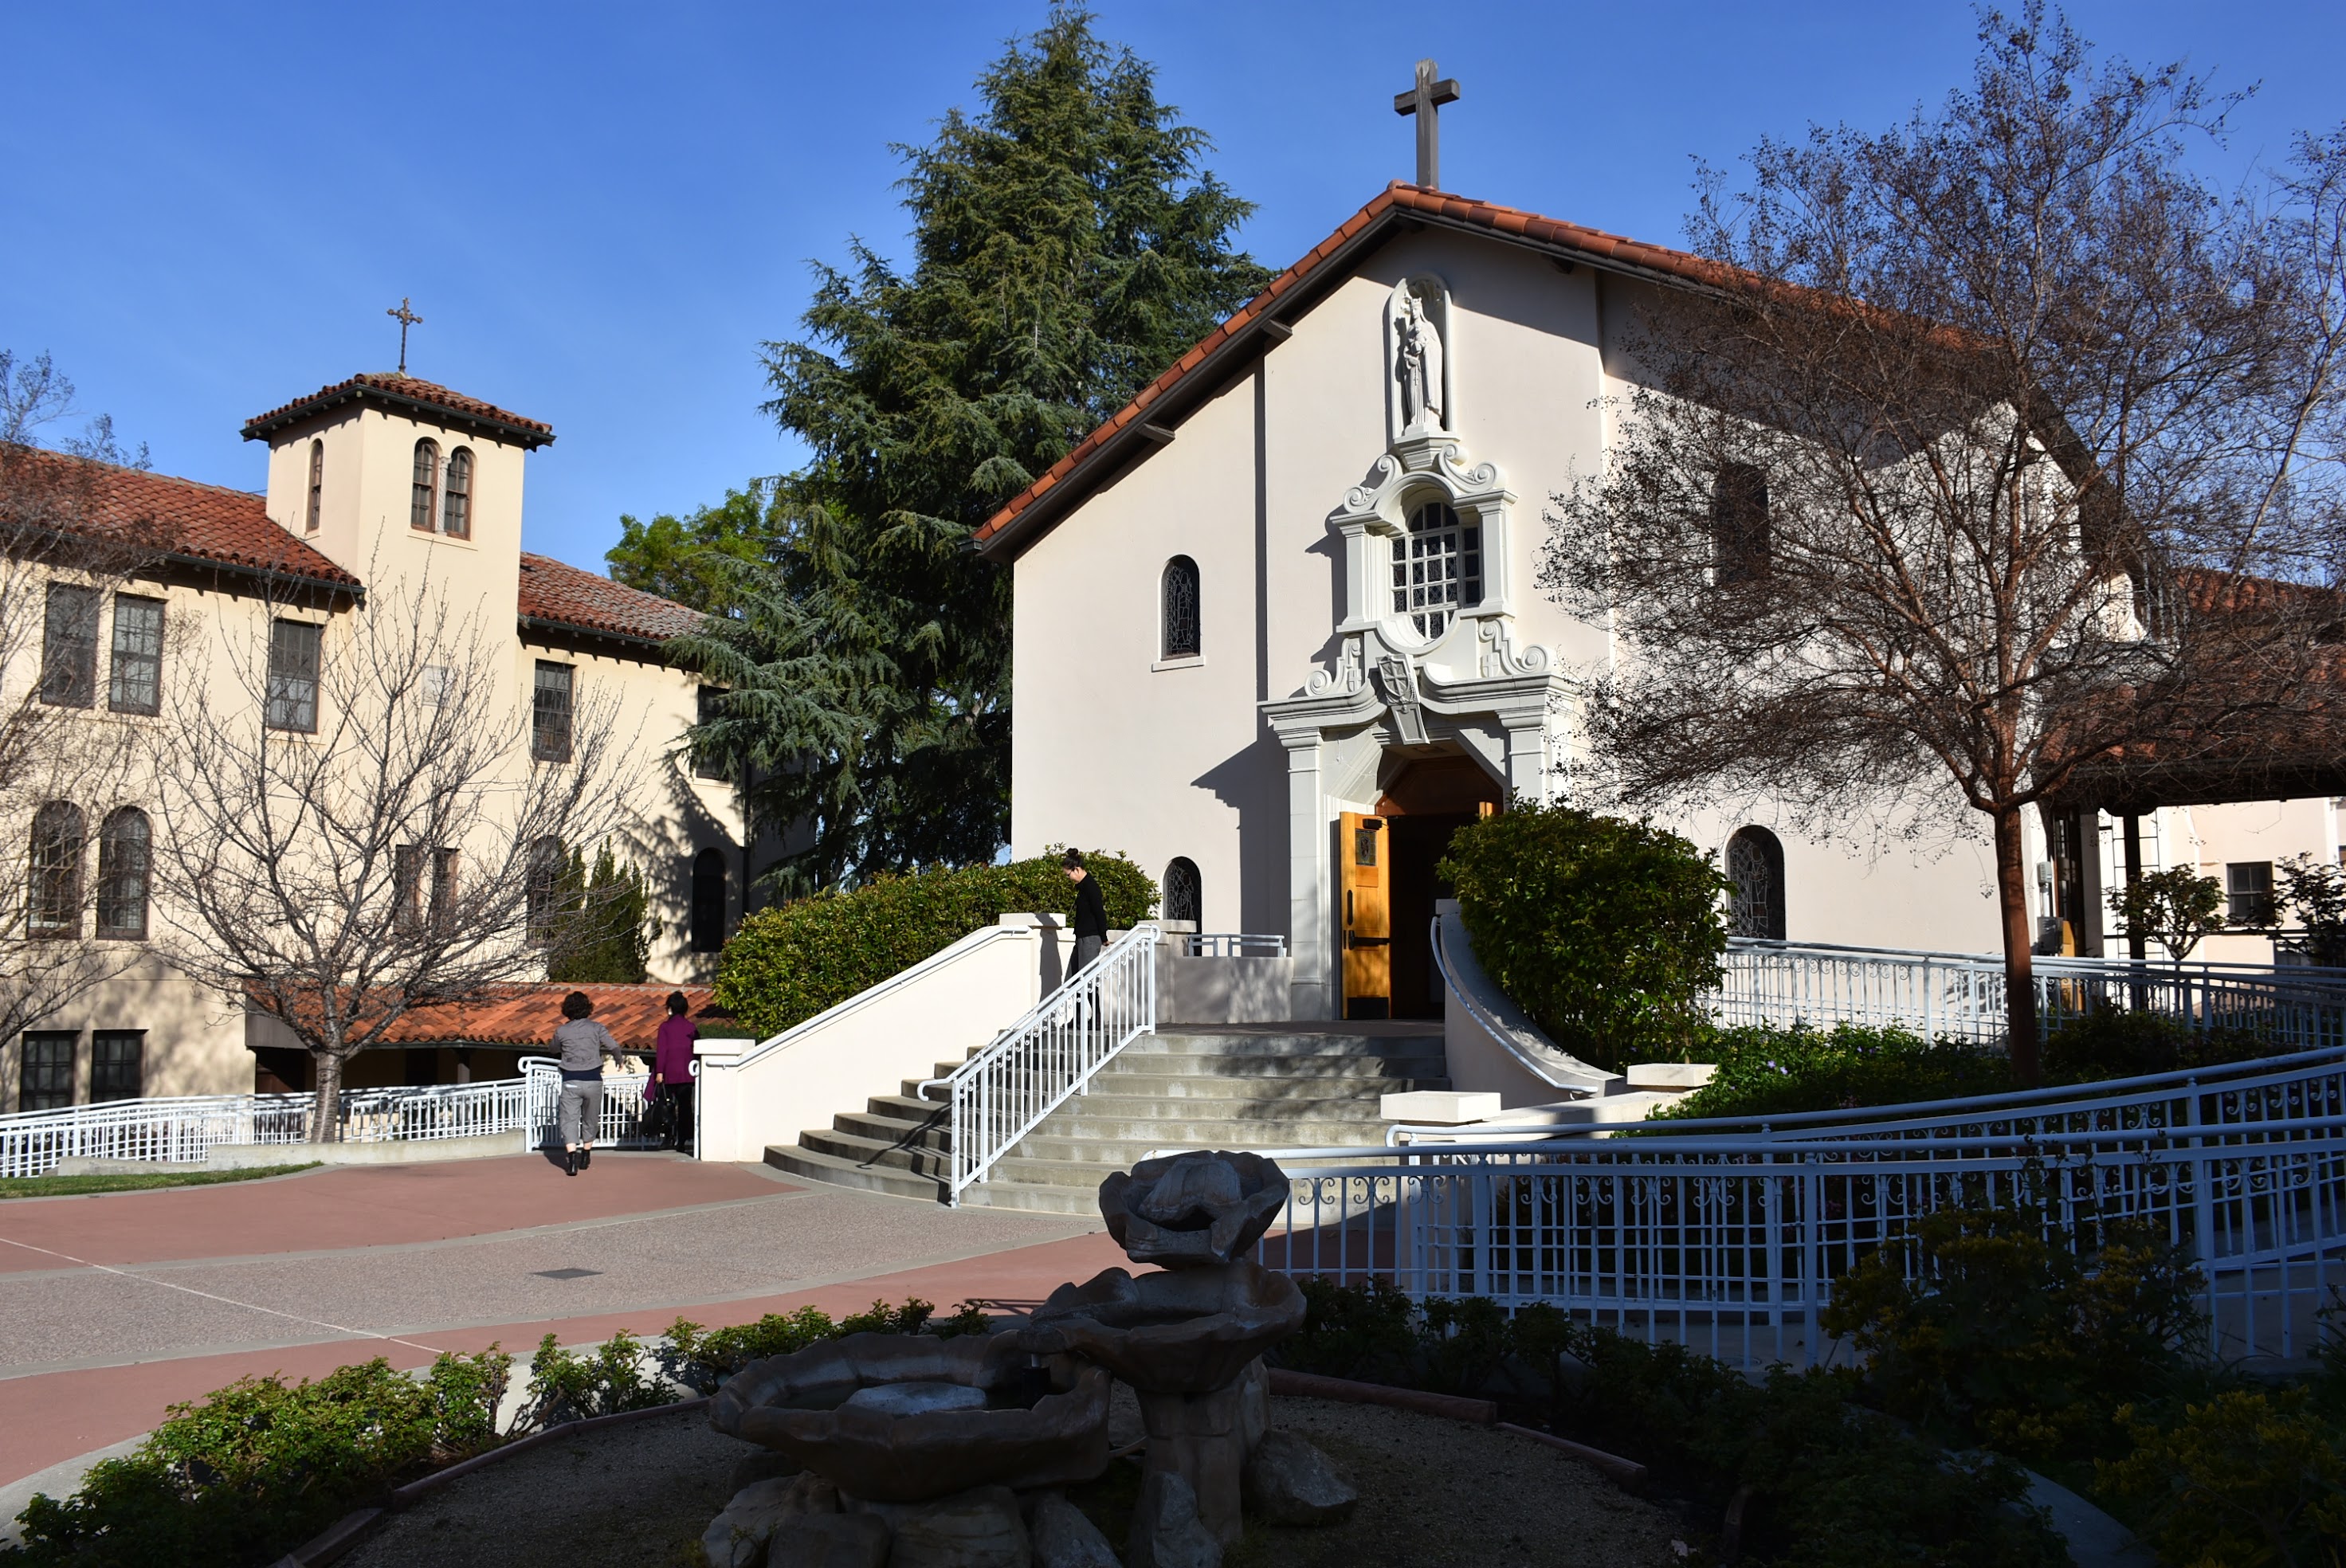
[0,1154,1129,1491]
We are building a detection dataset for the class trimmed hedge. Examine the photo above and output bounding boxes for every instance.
[1439,803,1728,1070]
[712,850,1157,1038]
[1649,1023,2015,1123]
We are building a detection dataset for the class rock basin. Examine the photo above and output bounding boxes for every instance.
[708,1331,1109,1504]
[1021,1259,1305,1393]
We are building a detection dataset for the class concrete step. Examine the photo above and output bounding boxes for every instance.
[800,1125,952,1177]
[766,1143,945,1202]
[1077,1072,1442,1101]
[1128,1031,1443,1058]
[1008,1127,1393,1163]
[897,1063,1446,1100]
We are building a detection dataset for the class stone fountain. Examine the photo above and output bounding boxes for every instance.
[705,1150,1355,1568]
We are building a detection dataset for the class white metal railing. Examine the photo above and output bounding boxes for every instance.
[1260,1041,2346,1370]
[0,1062,665,1178]
[1178,933,1289,958]
[1717,938,2346,1046]
[921,924,1160,1204]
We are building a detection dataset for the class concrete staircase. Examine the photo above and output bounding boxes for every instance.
[766,1024,1448,1213]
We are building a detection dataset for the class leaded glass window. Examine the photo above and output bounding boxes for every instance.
[28,802,85,938]
[410,440,440,531]
[108,595,163,715]
[442,447,473,538]
[1163,857,1201,923]
[41,583,98,708]
[96,808,150,939]
[91,1031,143,1102]
[1726,826,1786,940]
[1161,556,1200,659]
[18,1032,74,1111]
[265,619,321,732]
[1391,502,1481,638]
[532,661,573,762]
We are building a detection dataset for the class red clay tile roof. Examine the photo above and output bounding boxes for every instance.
[2,446,361,589]
[242,374,555,449]
[973,184,1746,559]
[518,551,706,645]
[369,985,735,1052]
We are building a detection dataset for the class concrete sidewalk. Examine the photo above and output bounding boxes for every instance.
[0,1153,1125,1492]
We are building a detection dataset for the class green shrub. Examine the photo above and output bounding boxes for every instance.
[514,1330,669,1429]
[1820,1200,2203,1462]
[2041,1003,2269,1084]
[1650,1024,2015,1123]
[2097,1390,2346,1565]
[659,1297,994,1395]
[6,1350,510,1568]
[714,849,1156,1037]
[1439,803,1728,1070]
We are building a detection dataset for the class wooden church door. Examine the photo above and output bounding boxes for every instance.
[1340,812,1391,1018]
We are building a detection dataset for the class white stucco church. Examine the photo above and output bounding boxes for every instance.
[980,178,2340,1021]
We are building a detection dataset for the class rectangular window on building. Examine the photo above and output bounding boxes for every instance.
[693,686,728,780]
[532,661,573,762]
[1711,463,1771,586]
[19,1031,75,1111]
[108,595,164,715]
[394,844,424,931]
[430,847,459,927]
[40,583,99,707]
[2226,861,2276,927]
[265,620,322,732]
[90,1031,143,1103]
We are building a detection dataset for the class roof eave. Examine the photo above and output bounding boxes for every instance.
[241,384,555,450]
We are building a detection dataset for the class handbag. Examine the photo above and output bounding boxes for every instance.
[643,1082,673,1141]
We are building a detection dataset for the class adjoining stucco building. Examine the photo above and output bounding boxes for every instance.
[2,373,742,1110]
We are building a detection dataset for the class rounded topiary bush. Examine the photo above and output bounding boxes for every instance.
[1438,802,1728,1071]
[713,850,1156,1038]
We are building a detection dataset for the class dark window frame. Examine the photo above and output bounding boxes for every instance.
[692,687,730,781]
[305,439,324,533]
[96,806,151,939]
[410,439,440,531]
[265,619,322,733]
[441,447,473,539]
[1163,857,1202,924]
[525,837,565,941]
[1725,825,1788,940]
[19,1030,75,1111]
[394,843,425,931]
[532,661,574,762]
[2226,861,2276,927]
[40,582,100,708]
[689,847,726,953]
[1712,462,1771,586]
[1161,556,1202,660]
[90,1030,143,1103]
[108,594,164,715]
[28,801,86,939]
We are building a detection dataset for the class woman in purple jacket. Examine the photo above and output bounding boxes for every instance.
[650,991,698,1153]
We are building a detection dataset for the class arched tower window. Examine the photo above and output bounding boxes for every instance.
[1391,500,1481,638]
[28,802,86,939]
[689,848,726,953]
[441,448,473,539]
[1163,857,1201,924]
[410,440,440,531]
[1161,556,1200,659]
[305,441,324,533]
[1725,826,1787,940]
[96,807,151,939]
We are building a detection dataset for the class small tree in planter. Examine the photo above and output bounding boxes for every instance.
[1438,803,1728,1071]
[2105,868,2228,975]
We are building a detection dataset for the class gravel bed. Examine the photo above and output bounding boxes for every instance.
[346,1391,1682,1568]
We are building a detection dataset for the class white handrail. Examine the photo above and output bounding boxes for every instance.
[1429,911,1616,1092]
[920,923,1159,1204]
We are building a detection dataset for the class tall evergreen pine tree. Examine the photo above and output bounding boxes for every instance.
[656,9,1267,892]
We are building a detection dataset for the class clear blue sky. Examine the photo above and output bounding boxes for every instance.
[4,2,2340,574]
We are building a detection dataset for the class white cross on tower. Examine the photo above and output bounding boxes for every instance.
[1392,59,1461,190]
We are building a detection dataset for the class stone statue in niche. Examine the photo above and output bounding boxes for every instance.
[1395,286,1446,433]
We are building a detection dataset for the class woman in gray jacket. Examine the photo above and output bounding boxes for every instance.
[551,991,626,1176]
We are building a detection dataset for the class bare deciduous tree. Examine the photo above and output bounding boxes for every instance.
[1546,10,2346,1077]
[151,566,646,1137]
[0,351,155,1053]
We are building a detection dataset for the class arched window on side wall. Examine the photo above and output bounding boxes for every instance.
[690,849,726,953]
[96,807,151,939]
[410,440,440,531]
[1163,857,1201,925]
[1725,826,1787,940]
[28,802,86,939]
[1161,556,1200,659]
[306,441,324,533]
[441,448,473,538]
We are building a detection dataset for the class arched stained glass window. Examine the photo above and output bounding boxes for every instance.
[442,448,473,538]
[1725,826,1787,940]
[1161,557,1200,659]
[410,440,440,531]
[29,802,86,939]
[690,848,726,953]
[96,807,150,939]
[1163,857,1201,924]
[1391,501,1481,638]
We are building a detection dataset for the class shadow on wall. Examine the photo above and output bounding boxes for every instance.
[1191,727,1293,938]
[636,762,743,980]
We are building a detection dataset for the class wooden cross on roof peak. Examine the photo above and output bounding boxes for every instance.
[386,297,423,376]
[1392,59,1461,190]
